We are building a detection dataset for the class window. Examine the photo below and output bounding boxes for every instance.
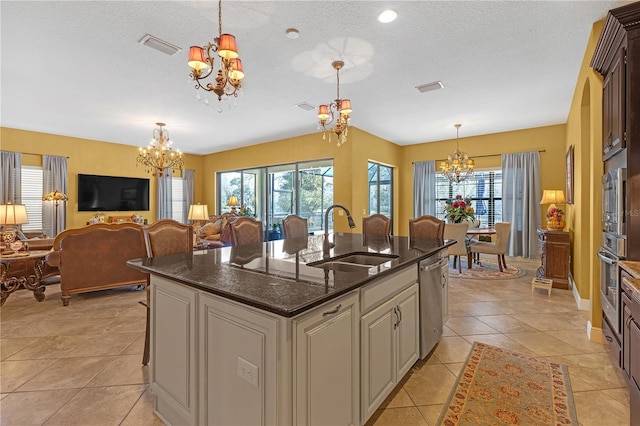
[217,159,334,234]
[368,162,393,229]
[21,166,44,232]
[171,177,186,223]
[435,170,502,227]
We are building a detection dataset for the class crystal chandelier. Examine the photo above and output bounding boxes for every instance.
[317,61,352,147]
[187,0,245,109]
[440,124,475,183]
[136,123,184,177]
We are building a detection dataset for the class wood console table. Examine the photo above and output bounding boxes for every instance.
[536,229,570,289]
[1,250,49,305]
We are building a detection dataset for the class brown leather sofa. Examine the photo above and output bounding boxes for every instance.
[46,222,148,306]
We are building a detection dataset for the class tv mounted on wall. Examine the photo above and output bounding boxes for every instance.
[78,174,150,212]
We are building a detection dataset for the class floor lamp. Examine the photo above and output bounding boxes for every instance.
[43,191,68,236]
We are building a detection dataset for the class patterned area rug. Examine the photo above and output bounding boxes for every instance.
[448,261,526,280]
[437,342,577,425]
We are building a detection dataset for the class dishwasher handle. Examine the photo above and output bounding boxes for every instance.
[421,257,448,272]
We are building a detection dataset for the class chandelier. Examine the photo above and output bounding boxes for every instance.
[187,0,245,107]
[317,60,352,147]
[440,124,474,183]
[136,123,184,177]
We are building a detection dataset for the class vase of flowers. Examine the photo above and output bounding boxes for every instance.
[444,195,476,223]
[546,206,565,230]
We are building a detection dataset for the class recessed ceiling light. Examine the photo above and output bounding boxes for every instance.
[285,28,300,39]
[416,81,445,93]
[378,9,397,23]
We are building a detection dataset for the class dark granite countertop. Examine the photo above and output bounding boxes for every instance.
[128,233,452,317]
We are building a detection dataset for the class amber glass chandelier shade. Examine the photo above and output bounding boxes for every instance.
[217,34,239,59]
[228,59,245,80]
[188,46,209,71]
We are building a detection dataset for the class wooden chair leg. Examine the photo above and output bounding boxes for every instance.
[501,254,508,270]
[497,255,504,272]
[457,256,462,273]
[453,256,458,270]
[467,252,473,269]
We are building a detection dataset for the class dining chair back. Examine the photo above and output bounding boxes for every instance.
[362,214,391,236]
[409,215,445,240]
[282,214,308,239]
[142,219,194,366]
[468,222,512,271]
[230,217,264,246]
[443,222,470,273]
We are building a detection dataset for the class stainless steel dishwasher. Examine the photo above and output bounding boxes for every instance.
[418,250,448,359]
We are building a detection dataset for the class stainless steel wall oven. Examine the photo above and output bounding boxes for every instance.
[600,167,627,334]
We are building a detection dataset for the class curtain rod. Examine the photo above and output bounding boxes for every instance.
[413,149,546,164]
[5,151,69,158]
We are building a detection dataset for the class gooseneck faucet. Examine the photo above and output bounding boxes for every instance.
[323,204,356,256]
[324,204,356,237]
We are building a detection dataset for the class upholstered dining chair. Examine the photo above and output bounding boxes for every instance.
[230,217,264,246]
[142,219,194,365]
[443,222,470,273]
[468,222,512,272]
[409,215,445,240]
[362,214,391,236]
[282,214,308,239]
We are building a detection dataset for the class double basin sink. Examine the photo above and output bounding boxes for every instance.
[306,252,399,272]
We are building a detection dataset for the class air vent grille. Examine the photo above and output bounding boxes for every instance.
[416,81,445,93]
[139,34,181,56]
[295,102,316,111]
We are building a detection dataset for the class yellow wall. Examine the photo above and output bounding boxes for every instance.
[397,125,567,235]
[564,20,606,329]
[0,127,204,229]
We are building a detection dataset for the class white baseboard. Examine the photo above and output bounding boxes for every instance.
[570,273,591,311]
[587,321,606,344]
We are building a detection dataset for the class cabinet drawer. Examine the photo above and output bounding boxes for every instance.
[603,315,621,368]
[361,266,417,314]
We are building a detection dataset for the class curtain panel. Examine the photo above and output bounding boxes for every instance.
[157,168,173,220]
[413,161,436,217]
[183,169,195,223]
[42,155,68,237]
[501,152,541,258]
[0,151,22,204]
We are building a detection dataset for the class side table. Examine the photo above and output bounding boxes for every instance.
[1,250,50,305]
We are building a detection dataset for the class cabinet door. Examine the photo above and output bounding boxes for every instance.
[294,292,360,426]
[623,293,632,379]
[396,284,419,379]
[151,277,198,426]
[609,48,625,152]
[361,298,396,422]
[603,72,612,156]
[630,319,640,394]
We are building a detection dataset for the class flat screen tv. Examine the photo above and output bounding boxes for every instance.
[78,174,149,212]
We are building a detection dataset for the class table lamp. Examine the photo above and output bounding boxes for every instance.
[540,189,566,229]
[0,202,29,247]
[187,203,209,227]
[227,195,239,213]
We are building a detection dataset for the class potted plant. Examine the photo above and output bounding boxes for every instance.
[268,222,281,241]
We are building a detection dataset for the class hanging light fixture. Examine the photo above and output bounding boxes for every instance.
[439,123,475,183]
[317,60,353,147]
[136,123,184,177]
[187,0,245,109]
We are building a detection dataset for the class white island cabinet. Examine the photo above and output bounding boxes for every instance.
[141,240,444,426]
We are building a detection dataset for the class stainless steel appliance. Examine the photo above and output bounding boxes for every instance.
[600,167,627,334]
[418,251,448,359]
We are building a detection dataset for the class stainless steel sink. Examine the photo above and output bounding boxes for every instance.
[307,252,399,271]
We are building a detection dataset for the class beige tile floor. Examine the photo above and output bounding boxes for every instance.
[0,256,629,425]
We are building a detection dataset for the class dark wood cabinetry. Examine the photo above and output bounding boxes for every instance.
[601,47,626,160]
[536,229,570,289]
[621,270,640,425]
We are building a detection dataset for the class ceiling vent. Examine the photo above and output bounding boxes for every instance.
[295,102,316,111]
[416,81,445,93]
[139,34,181,56]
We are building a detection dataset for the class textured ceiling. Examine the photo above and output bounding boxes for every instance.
[0,1,630,155]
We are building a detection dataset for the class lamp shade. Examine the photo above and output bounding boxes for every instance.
[217,34,239,60]
[317,105,330,120]
[43,190,68,202]
[188,46,209,71]
[0,203,29,225]
[228,59,245,81]
[339,99,352,114]
[540,190,566,205]
[187,204,209,221]
[227,195,240,207]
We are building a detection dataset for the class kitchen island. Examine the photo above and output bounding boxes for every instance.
[128,233,451,426]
